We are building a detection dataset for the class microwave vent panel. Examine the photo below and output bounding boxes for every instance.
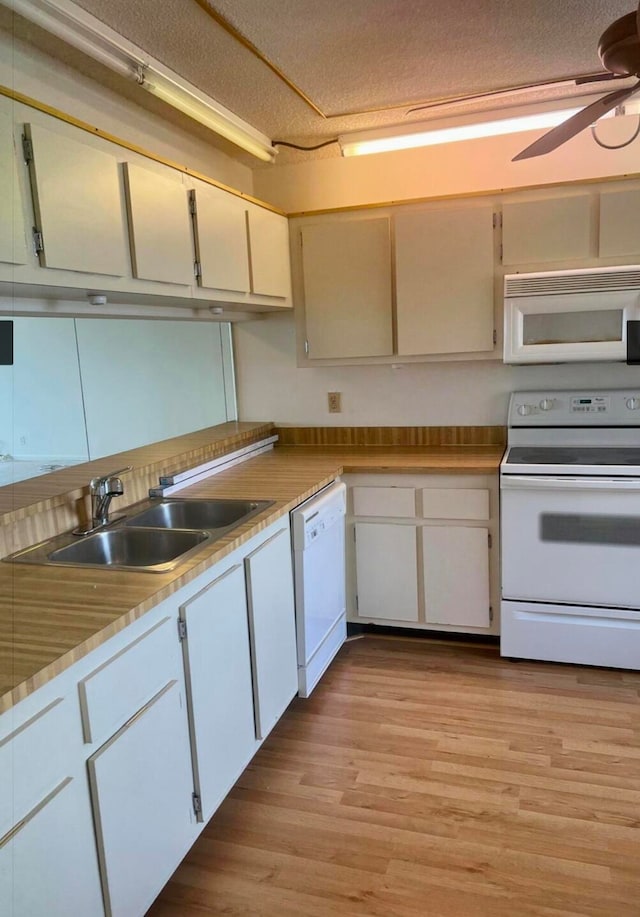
[505,266,640,298]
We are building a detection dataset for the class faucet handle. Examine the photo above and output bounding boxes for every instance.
[90,465,132,493]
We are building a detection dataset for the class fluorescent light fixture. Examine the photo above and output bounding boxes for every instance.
[339,107,584,157]
[6,0,276,162]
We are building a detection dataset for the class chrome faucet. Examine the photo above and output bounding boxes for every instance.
[74,466,132,535]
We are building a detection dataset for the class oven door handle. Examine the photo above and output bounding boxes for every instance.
[501,475,640,492]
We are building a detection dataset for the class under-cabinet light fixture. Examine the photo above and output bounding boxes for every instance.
[6,0,277,162]
[338,107,584,157]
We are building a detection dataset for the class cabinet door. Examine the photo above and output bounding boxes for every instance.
[88,680,195,917]
[502,195,591,265]
[25,123,128,276]
[354,522,418,622]
[395,207,494,355]
[0,113,27,265]
[422,526,490,627]
[301,218,393,358]
[123,162,194,284]
[244,527,298,740]
[599,188,640,257]
[180,564,256,822]
[191,184,250,293]
[247,205,291,298]
[0,776,104,917]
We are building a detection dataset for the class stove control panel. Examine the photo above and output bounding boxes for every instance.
[509,390,640,426]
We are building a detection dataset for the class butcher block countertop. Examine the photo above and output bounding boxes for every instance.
[0,427,504,713]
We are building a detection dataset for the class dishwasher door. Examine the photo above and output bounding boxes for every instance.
[291,481,346,697]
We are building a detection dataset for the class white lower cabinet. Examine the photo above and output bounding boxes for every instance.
[244,527,299,740]
[348,474,498,634]
[180,563,257,822]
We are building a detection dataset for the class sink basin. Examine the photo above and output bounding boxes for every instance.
[11,527,211,572]
[125,498,273,531]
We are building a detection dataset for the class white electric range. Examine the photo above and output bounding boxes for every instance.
[500,389,640,670]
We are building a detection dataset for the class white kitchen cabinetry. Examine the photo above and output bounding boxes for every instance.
[599,188,640,258]
[122,162,194,285]
[300,218,394,359]
[24,122,129,277]
[348,474,498,634]
[190,183,251,294]
[501,194,592,265]
[395,207,495,356]
[245,526,299,739]
[179,563,257,822]
[0,112,28,265]
[247,204,292,300]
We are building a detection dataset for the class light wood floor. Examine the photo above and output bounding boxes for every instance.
[148,637,640,917]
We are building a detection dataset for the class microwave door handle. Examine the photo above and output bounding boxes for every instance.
[501,476,640,492]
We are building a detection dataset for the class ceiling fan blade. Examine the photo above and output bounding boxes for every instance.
[512,82,640,161]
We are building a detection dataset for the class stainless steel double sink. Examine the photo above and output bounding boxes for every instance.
[7,498,274,573]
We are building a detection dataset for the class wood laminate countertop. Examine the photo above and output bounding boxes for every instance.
[0,441,504,712]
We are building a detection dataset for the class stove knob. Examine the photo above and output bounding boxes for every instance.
[517,404,533,416]
[539,398,554,411]
[626,397,640,410]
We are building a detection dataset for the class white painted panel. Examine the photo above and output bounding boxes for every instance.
[502,195,592,264]
[78,616,174,746]
[123,162,193,284]
[181,564,256,821]
[599,189,640,257]
[0,777,104,917]
[301,218,393,358]
[0,112,28,265]
[192,183,250,293]
[88,681,195,917]
[420,488,489,520]
[0,317,88,462]
[395,206,495,355]
[76,319,228,458]
[26,122,128,276]
[422,526,490,627]
[354,522,418,621]
[244,527,298,740]
[247,205,291,298]
[352,485,415,517]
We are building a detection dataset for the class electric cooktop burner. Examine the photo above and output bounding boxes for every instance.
[506,447,640,465]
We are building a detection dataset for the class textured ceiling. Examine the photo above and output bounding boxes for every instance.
[9,0,640,162]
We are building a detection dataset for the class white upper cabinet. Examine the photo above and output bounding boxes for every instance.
[190,183,250,293]
[599,188,640,258]
[395,206,495,356]
[0,112,28,265]
[123,162,194,285]
[301,218,393,358]
[25,122,129,276]
[247,204,292,299]
[501,194,591,265]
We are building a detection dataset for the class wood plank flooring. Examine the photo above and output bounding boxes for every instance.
[148,637,640,917]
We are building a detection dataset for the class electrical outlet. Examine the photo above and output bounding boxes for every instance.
[328,391,342,413]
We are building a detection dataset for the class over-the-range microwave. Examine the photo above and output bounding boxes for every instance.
[503,265,640,364]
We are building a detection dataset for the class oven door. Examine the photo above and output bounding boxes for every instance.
[501,475,640,608]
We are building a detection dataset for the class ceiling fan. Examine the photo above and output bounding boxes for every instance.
[513,1,640,160]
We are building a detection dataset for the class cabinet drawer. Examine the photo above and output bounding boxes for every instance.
[0,697,77,839]
[420,488,489,520]
[352,486,415,517]
[78,615,175,745]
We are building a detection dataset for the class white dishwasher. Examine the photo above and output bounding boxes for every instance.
[291,480,347,697]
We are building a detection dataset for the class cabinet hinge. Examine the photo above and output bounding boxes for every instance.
[192,793,202,816]
[488,532,493,549]
[499,243,503,262]
[489,606,494,623]
[177,618,187,641]
[22,136,33,163]
[189,192,197,215]
[492,211,503,229]
[304,339,310,355]
[32,228,44,254]
[194,260,202,279]
[493,329,497,346]
[355,594,359,611]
